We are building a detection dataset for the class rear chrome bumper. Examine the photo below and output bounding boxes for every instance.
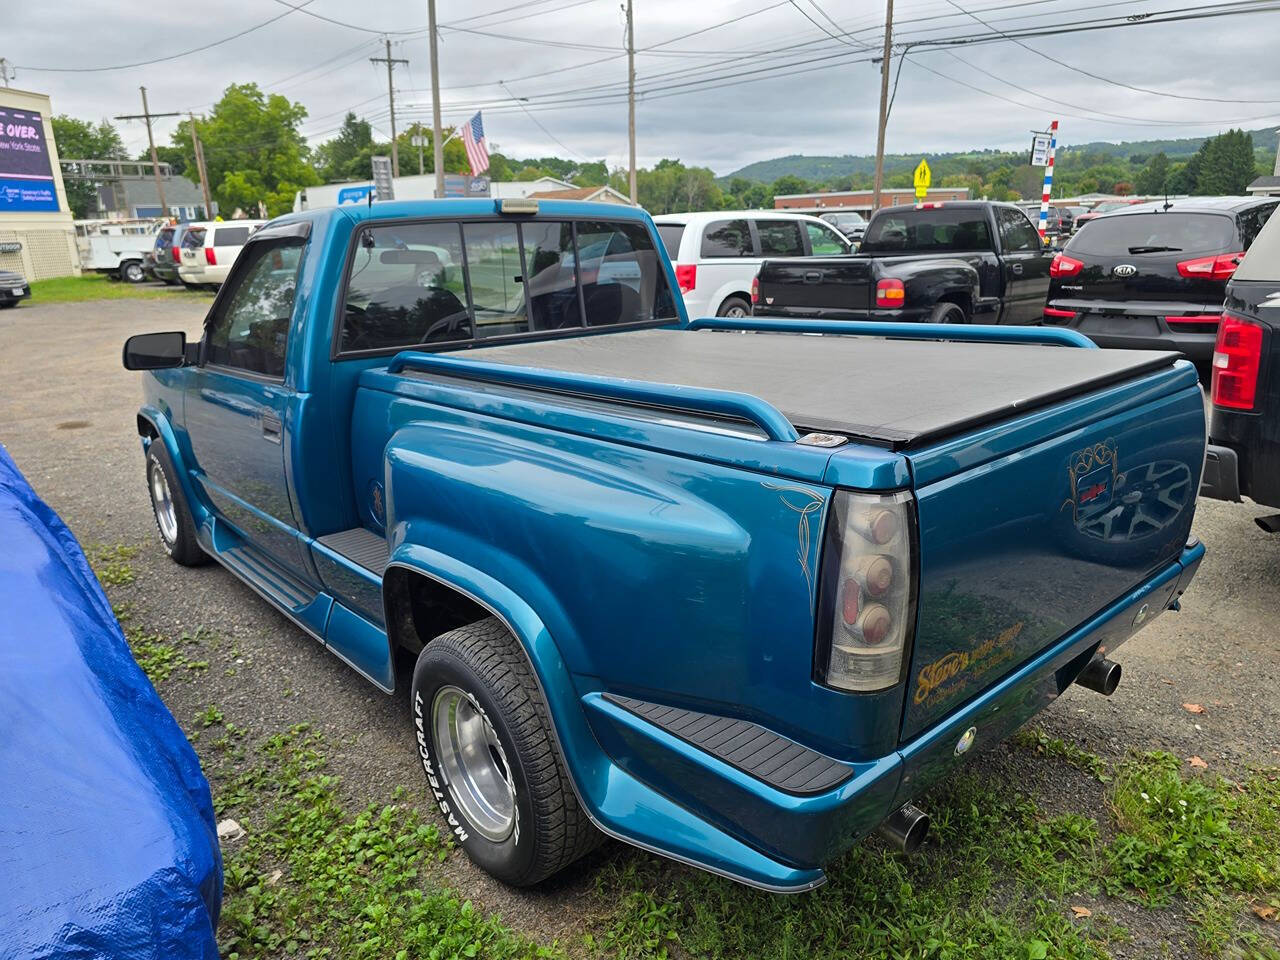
[580,540,1205,892]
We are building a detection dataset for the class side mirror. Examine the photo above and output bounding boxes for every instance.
[123,331,188,370]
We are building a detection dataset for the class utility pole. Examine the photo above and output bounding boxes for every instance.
[189,113,214,219]
[872,0,894,212]
[116,87,179,219]
[428,0,445,198]
[370,39,409,177]
[626,0,637,204]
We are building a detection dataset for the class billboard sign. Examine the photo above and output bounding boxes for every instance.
[0,107,59,213]
[1030,133,1052,167]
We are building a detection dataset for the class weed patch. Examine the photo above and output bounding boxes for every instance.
[92,543,138,587]
[1013,728,1111,781]
[214,726,560,960]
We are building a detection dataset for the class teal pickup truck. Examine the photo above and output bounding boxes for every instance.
[123,198,1205,892]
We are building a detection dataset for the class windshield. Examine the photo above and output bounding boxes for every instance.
[1067,213,1237,258]
[861,208,992,253]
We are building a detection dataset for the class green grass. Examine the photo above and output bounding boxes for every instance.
[1013,727,1111,781]
[91,543,138,587]
[213,726,560,960]
[27,273,213,304]
[588,752,1280,960]
[123,622,218,687]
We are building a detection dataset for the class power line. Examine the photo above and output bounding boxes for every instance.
[787,0,872,49]
[268,0,426,35]
[13,1,316,72]
[499,81,590,160]
[940,0,1280,103]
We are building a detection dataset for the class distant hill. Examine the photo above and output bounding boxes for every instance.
[722,126,1280,183]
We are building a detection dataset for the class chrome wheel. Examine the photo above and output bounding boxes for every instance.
[432,685,515,842]
[150,462,179,545]
[723,304,748,317]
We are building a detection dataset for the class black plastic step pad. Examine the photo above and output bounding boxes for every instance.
[603,694,853,795]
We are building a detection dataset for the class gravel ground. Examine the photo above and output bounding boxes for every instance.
[3,297,1278,955]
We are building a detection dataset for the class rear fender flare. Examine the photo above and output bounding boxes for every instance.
[136,407,211,528]
[384,542,604,814]
[897,258,980,308]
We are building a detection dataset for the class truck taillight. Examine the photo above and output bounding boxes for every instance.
[875,278,905,308]
[205,247,217,265]
[172,246,181,262]
[751,274,759,305]
[1211,313,1264,411]
[818,490,916,693]
[675,263,696,293]
[1177,251,1244,282]
[1049,253,1083,278]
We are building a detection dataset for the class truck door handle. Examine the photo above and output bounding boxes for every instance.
[261,412,282,442]
[1010,263,1024,275]
[803,271,822,283]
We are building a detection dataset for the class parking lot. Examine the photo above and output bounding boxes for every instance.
[3,294,1277,958]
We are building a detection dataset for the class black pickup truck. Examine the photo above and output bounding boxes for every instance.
[1200,206,1280,529]
[753,201,1053,325]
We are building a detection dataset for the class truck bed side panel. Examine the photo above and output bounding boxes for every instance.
[902,370,1204,738]
[352,387,905,758]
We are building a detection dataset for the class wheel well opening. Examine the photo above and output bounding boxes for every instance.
[137,415,158,441]
[936,292,972,317]
[384,567,490,655]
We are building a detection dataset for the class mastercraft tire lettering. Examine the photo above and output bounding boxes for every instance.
[409,617,598,886]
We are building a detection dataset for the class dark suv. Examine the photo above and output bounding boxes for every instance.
[1044,196,1278,369]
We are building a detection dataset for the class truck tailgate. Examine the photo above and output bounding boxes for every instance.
[899,363,1204,738]
[756,257,874,312]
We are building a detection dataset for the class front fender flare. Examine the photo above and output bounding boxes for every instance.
[137,406,210,529]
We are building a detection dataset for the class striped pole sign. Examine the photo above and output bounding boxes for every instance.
[1037,119,1059,242]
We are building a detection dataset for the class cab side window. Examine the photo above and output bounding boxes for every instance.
[999,208,1042,252]
[805,222,849,255]
[204,238,305,378]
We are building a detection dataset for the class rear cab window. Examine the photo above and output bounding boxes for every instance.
[700,219,753,258]
[861,208,993,253]
[1067,213,1238,259]
[339,217,677,355]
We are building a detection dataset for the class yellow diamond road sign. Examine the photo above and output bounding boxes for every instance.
[913,159,931,199]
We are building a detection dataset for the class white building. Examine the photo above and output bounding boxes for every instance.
[0,87,79,280]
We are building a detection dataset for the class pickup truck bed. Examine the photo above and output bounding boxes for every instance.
[470,328,1178,449]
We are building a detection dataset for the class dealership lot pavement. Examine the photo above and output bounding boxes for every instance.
[3,297,1278,956]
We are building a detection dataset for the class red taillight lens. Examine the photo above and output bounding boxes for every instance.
[750,274,759,305]
[875,278,905,309]
[675,263,696,293]
[1163,314,1220,325]
[205,247,217,266]
[1049,253,1084,278]
[1211,314,1264,411]
[1176,252,1244,282]
[172,246,181,262]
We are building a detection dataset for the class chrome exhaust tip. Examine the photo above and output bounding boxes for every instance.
[876,802,930,855]
[1075,656,1122,696]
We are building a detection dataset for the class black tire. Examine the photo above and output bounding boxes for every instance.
[146,443,208,566]
[716,295,751,318]
[411,617,599,886]
[929,301,967,324]
[120,260,145,284]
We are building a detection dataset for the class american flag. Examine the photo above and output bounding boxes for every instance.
[461,111,489,176]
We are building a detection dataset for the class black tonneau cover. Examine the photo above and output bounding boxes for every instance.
[467,328,1179,449]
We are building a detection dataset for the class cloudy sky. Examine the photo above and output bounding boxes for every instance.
[7,0,1280,177]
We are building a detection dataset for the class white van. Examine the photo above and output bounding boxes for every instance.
[652,211,850,318]
[177,220,266,288]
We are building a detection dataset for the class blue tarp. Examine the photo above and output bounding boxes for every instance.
[0,444,221,959]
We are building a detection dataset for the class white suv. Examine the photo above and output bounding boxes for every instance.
[652,211,850,318]
[177,220,266,288]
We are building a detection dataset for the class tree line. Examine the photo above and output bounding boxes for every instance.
[52,82,1271,219]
